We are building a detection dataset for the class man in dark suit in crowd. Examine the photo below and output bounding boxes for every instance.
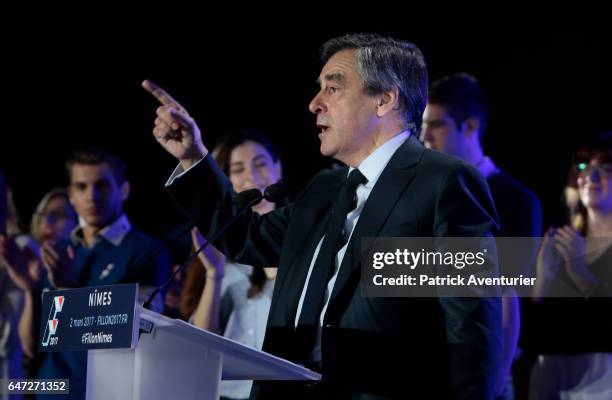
[421,73,542,399]
[0,149,171,399]
[144,34,502,399]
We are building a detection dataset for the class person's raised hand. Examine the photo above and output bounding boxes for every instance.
[142,80,208,170]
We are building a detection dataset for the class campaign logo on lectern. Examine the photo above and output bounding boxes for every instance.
[41,296,65,347]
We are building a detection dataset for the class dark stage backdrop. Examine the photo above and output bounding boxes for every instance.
[2,25,610,242]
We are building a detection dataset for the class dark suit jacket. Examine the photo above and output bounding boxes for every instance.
[487,171,542,239]
[168,136,503,399]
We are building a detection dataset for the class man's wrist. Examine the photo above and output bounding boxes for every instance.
[179,145,208,170]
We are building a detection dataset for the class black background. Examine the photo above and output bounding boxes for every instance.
[2,18,610,239]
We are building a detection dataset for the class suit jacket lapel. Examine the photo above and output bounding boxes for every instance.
[272,168,346,325]
[327,136,424,313]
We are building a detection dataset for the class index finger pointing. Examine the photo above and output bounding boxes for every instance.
[142,79,182,108]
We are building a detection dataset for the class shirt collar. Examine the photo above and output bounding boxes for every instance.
[350,130,410,187]
[71,214,132,248]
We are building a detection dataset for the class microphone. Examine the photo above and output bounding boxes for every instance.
[264,181,288,203]
[136,183,286,282]
[143,182,287,310]
[236,188,262,209]
[236,182,287,208]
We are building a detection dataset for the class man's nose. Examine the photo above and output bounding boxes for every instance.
[86,186,102,202]
[308,92,324,114]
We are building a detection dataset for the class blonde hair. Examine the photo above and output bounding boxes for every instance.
[30,188,75,241]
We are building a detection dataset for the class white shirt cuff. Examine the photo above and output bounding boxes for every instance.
[164,156,207,187]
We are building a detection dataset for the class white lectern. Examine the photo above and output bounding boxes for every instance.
[86,306,320,400]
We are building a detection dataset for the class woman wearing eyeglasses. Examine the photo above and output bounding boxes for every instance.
[529,132,612,400]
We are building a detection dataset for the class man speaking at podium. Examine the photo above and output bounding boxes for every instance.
[144,34,502,399]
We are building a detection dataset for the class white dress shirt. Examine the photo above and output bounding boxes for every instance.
[294,131,410,362]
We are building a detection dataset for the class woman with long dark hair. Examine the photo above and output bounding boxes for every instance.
[179,129,282,400]
[530,132,612,399]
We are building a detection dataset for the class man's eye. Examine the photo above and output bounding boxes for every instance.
[327,86,338,93]
[427,121,445,128]
[230,168,244,174]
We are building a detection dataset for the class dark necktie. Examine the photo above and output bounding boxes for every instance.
[297,168,367,327]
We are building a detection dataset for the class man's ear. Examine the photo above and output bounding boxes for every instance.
[376,87,400,118]
[462,117,481,138]
[120,181,131,202]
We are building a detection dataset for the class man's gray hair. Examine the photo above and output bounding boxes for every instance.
[321,33,428,135]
